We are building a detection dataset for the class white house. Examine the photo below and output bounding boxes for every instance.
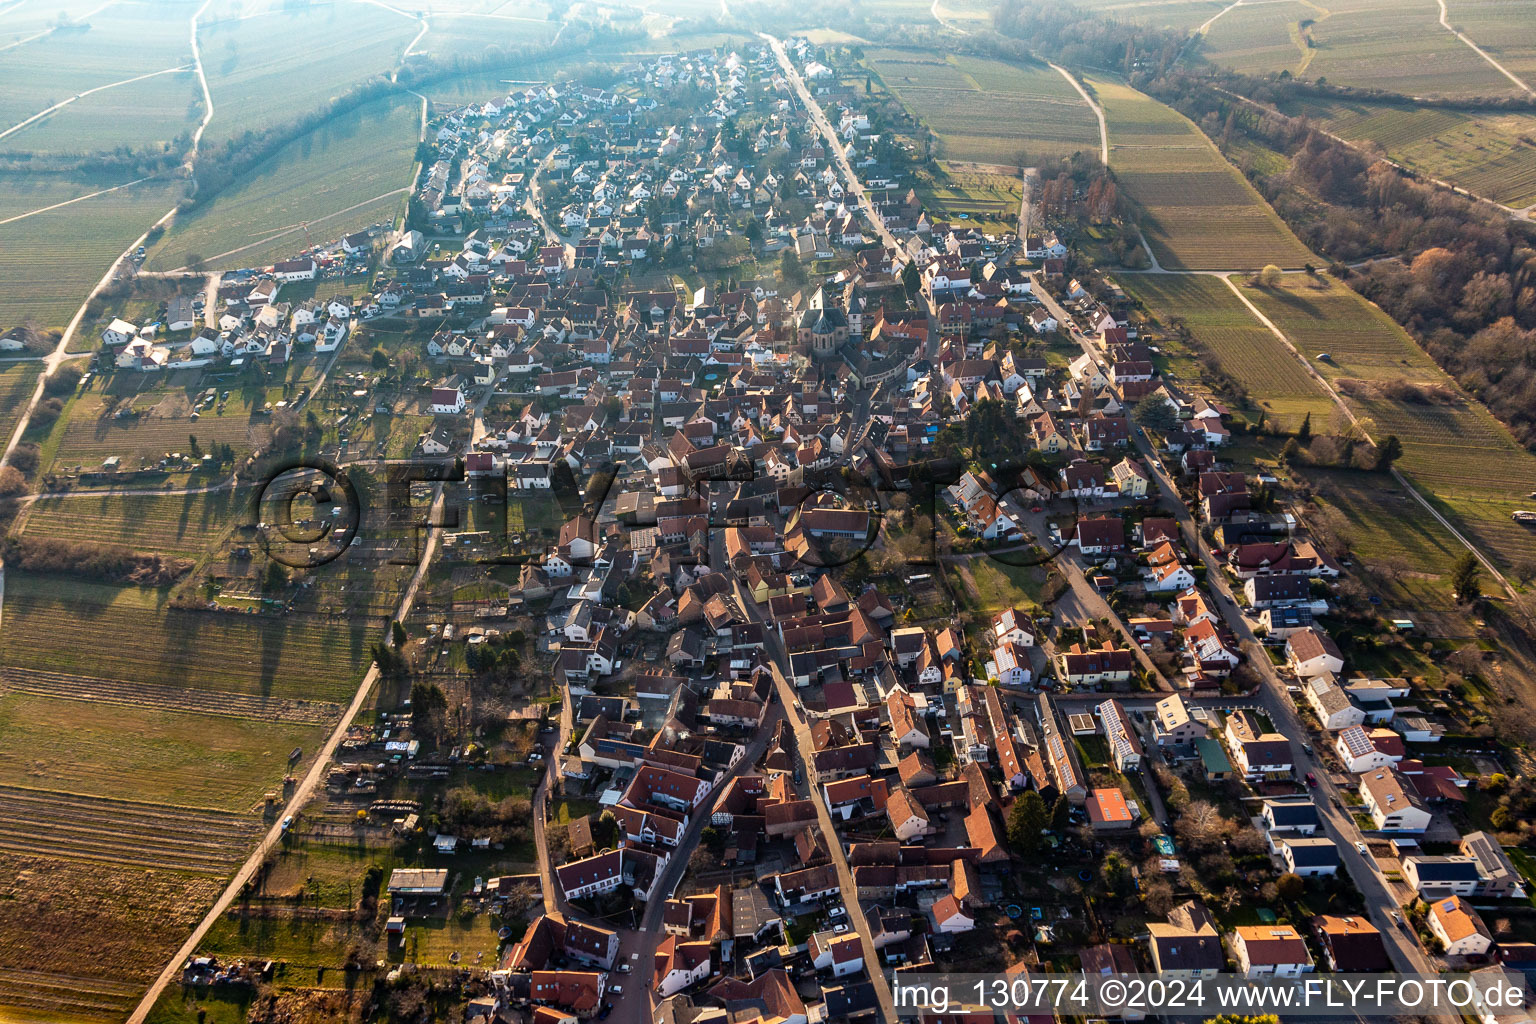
[1232,925,1314,978]
[1334,724,1394,772]
[1287,628,1345,679]
[993,642,1032,686]
[102,318,138,347]
[1427,896,1493,957]
[272,257,318,282]
[654,936,713,997]
[430,385,466,415]
[1359,767,1432,833]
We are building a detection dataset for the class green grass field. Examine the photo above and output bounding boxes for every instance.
[0,176,182,331]
[1123,274,1334,430]
[1304,468,1466,575]
[1092,76,1317,270]
[913,168,1022,233]
[1243,275,1536,569]
[1281,96,1536,207]
[144,94,420,272]
[0,573,379,702]
[21,488,248,557]
[0,691,325,810]
[864,49,1101,166]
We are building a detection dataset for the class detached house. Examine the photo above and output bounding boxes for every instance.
[1231,924,1314,978]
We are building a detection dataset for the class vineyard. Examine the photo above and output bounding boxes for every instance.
[863,49,1101,166]
[0,2,193,132]
[1092,77,1317,270]
[0,363,40,450]
[0,784,263,874]
[0,667,343,726]
[21,488,249,557]
[0,69,199,157]
[1243,276,1536,569]
[1304,469,1467,574]
[196,4,418,147]
[0,689,328,809]
[1199,0,1315,75]
[1449,0,1536,80]
[0,574,379,701]
[1292,98,1536,208]
[1072,0,1225,31]
[0,852,224,1023]
[143,95,421,273]
[1124,274,1333,430]
[1304,0,1517,97]
[0,177,183,332]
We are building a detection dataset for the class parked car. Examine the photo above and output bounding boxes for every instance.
[1305,773,1317,787]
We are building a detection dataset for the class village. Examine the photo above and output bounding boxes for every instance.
[72,36,1533,1024]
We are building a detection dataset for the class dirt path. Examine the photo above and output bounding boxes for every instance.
[1436,0,1535,95]
[124,483,447,1024]
[0,65,194,142]
[0,176,160,227]
[1217,273,1519,601]
[164,187,412,271]
[1050,62,1110,164]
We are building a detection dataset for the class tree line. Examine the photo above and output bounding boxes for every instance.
[1147,72,1536,448]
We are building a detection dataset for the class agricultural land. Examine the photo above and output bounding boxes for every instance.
[863,49,1102,166]
[1091,75,1317,270]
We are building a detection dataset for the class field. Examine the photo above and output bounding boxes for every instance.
[144,95,421,272]
[912,169,1022,234]
[0,363,40,447]
[0,2,196,132]
[1447,0,1536,83]
[1072,0,1227,31]
[0,176,183,331]
[34,381,271,478]
[0,691,326,810]
[863,49,1101,166]
[411,10,560,61]
[950,557,1048,614]
[1280,96,1536,208]
[0,855,225,1024]
[197,2,418,146]
[1123,274,1334,430]
[0,574,379,701]
[0,68,199,157]
[1242,275,1536,569]
[1091,76,1317,270]
[1198,0,1317,76]
[19,488,246,557]
[1303,0,1519,97]
[1303,468,1466,575]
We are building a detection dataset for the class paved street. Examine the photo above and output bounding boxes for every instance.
[1030,275,1434,973]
